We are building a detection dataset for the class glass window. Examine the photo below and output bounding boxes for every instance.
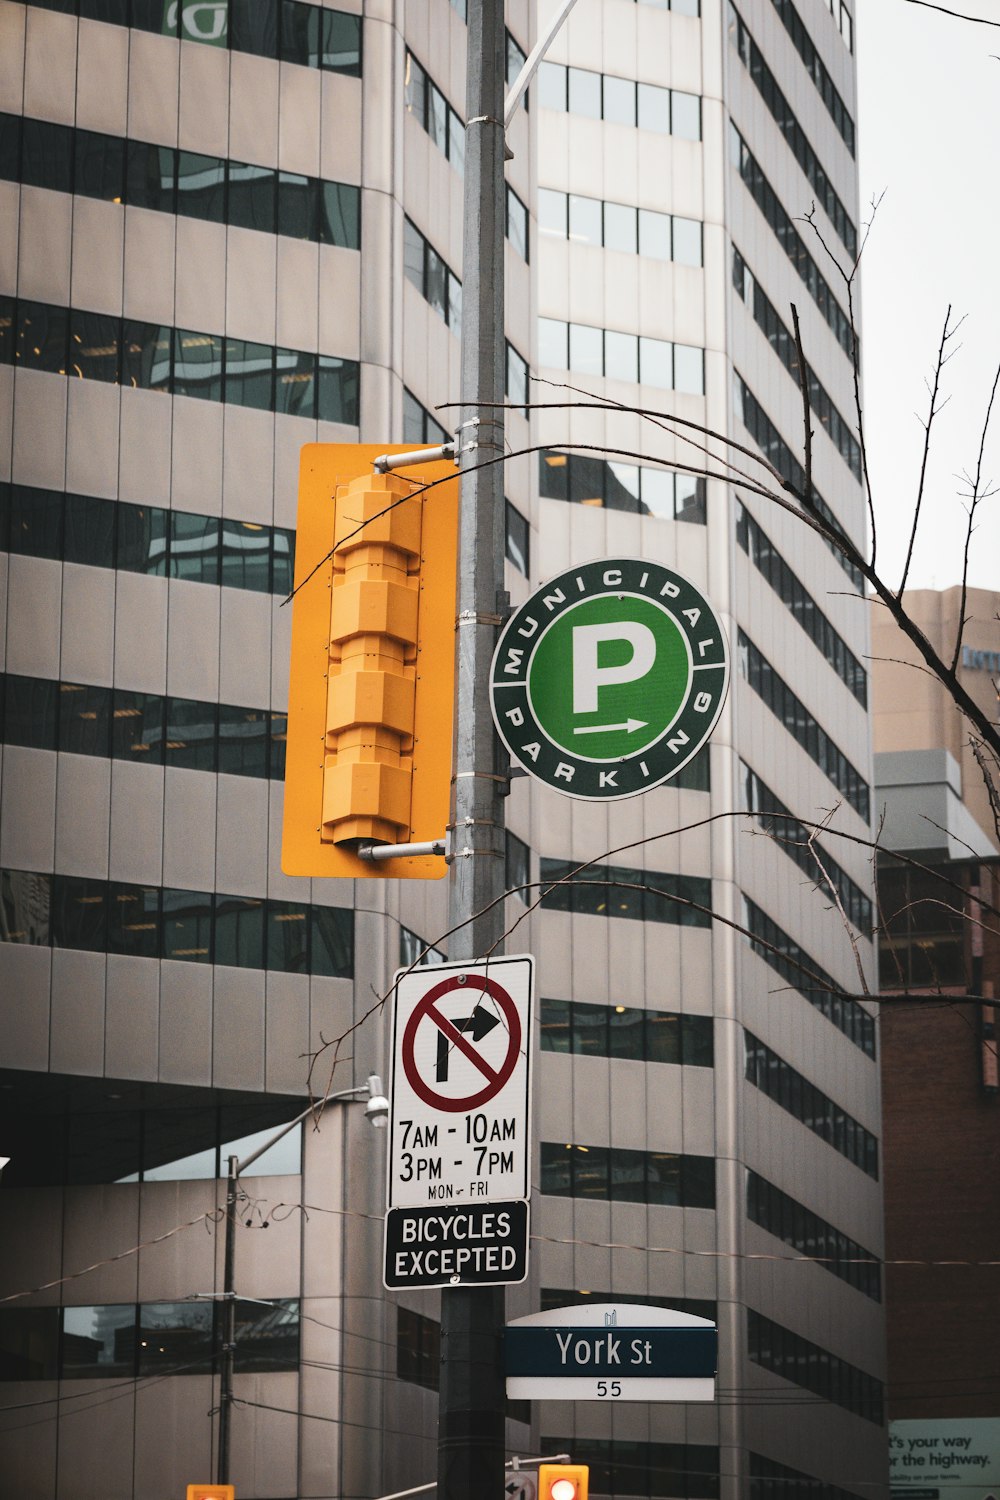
[8,484,63,560]
[62,1306,136,1380]
[74,128,126,203]
[272,528,295,596]
[277,170,315,239]
[569,323,603,377]
[537,61,567,111]
[640,469,674,519]
[674,343,705,395]
[2,674,59,750]
[273,347,312,417]
[267,899,310,973]
[58,682,111,757]
[126,140,175,214]
[64,492,116,568]
[637,83,670,134]
[122,320,171,391]
[506,344,528,410]
[603,201,637,254]
[602,75,635,126]
[137,1302,215,1377]
[234,1298,300,1372]
[506,186,528,261]
[217,704,270,776]
[573,1144,609,1198]
[224,337,273,411]
[540,997,571,1053]
[681,1014,713,1066]
[540,1141,573,1195]
[639,336,672,389]
[608,1005,644,1060]
[111,689,165,762]
[178,0,228,42]
[537,187,567,239]
[51,874,108,952]
[537,317,568,370]
[604,331,638,384]
[20,116,73,193]
[404,52,427,126]
[504,500,529,577]
[169,511,220,584]
[645,1151,681,1206]
[107,882,160,958]
[230,0,278,56]
[0,1308,60,1381]
[280,0,320,64]
[0,869,52,944]
[0,113,21,185]
[161,888,213,963]
[610,1145,647,1202]
[220,1110,302,1176]
[227,161,277,234]
[427,83,448,153]
[221,518,271,592]
[0,295,14,366]
[567,194,602,247]
[172,328,224,401]
[69,310,120,383]
[672,215,702,266]
[638,208,671,261]
[682,1155,716,1208]
[675,475,706,522]
[164,696,218,771]
[311,905,354,978]
[319,180,360,248]
[176,151,226,223]
[671,89,702,140]
[318,355,359,425]
[607,462,641,511]
[568,67,602,120]
[505,830,530,896]
[68,1109,141,1185]
[213,893,265,968]
[269,711,288,778]
[319,8,362,75]
[645,1010,681,1064]
[16,301,68,374]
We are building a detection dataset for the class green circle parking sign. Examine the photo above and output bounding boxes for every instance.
[490,558,729,800]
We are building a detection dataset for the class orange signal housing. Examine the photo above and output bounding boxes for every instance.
[282,444,459,880]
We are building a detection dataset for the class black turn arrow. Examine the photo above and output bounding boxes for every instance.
[435,1005,501,1082]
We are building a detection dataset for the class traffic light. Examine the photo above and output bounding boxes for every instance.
[186,1487,234,1500]
[282,444,459,880]
[537,1463,589,1500]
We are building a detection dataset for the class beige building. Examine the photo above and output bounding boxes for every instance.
[0,1,884,1498]
[872,586,1000,849]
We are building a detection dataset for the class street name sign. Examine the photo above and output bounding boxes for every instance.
[387,955,533,1210]
[505,1304,717,1402]
[383,1199,529,1289]
[490,558,729,800]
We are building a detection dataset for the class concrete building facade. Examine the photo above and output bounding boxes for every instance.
[0,1,885,1498]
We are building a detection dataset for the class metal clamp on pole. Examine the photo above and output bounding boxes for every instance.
[355,837,449,862]
[372,443,456,473]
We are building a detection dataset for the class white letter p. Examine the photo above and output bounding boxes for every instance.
[572,622,657,714]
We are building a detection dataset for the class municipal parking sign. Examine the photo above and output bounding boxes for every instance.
[490,558,729,800]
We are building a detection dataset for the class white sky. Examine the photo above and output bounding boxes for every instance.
[856,0,1000,591]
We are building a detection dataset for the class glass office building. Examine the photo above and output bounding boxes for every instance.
[0,0,884,1496]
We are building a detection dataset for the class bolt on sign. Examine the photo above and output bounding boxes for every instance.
[490,558,729,800]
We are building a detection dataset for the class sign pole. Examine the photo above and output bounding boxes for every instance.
[440,0,508,1495]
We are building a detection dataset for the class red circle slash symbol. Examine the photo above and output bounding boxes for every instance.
[401,974,522,1113]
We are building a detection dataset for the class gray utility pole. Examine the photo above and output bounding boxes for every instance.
[440,0,509,1495]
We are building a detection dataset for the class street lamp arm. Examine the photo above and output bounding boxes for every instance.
[233,1075,388,1177]
[503,0,581,129]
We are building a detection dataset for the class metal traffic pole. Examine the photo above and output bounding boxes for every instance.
[438,0,509,1495]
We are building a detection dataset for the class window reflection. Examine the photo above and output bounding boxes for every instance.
[16,301,68,374]
[173,328,224,401]
[70,310,120,382]
[112,689,166,762]
[162,888,213,963]
[176,150,226,222]
[59,682,112,756]
[51,874,108,951]
[267,900,309,973]
[0,869,52,945]
[108,882,161,957]
[0,1308,60,1381]
[169,511,221,585]
[214,893,265,968]
[62,1305,136,1380]
[138,1302,215,1376]
[165,697,218,770]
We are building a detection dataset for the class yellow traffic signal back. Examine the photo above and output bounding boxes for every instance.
[538,1463,589,1500]
[186,1486,234,1500]
[282,444,458,879]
